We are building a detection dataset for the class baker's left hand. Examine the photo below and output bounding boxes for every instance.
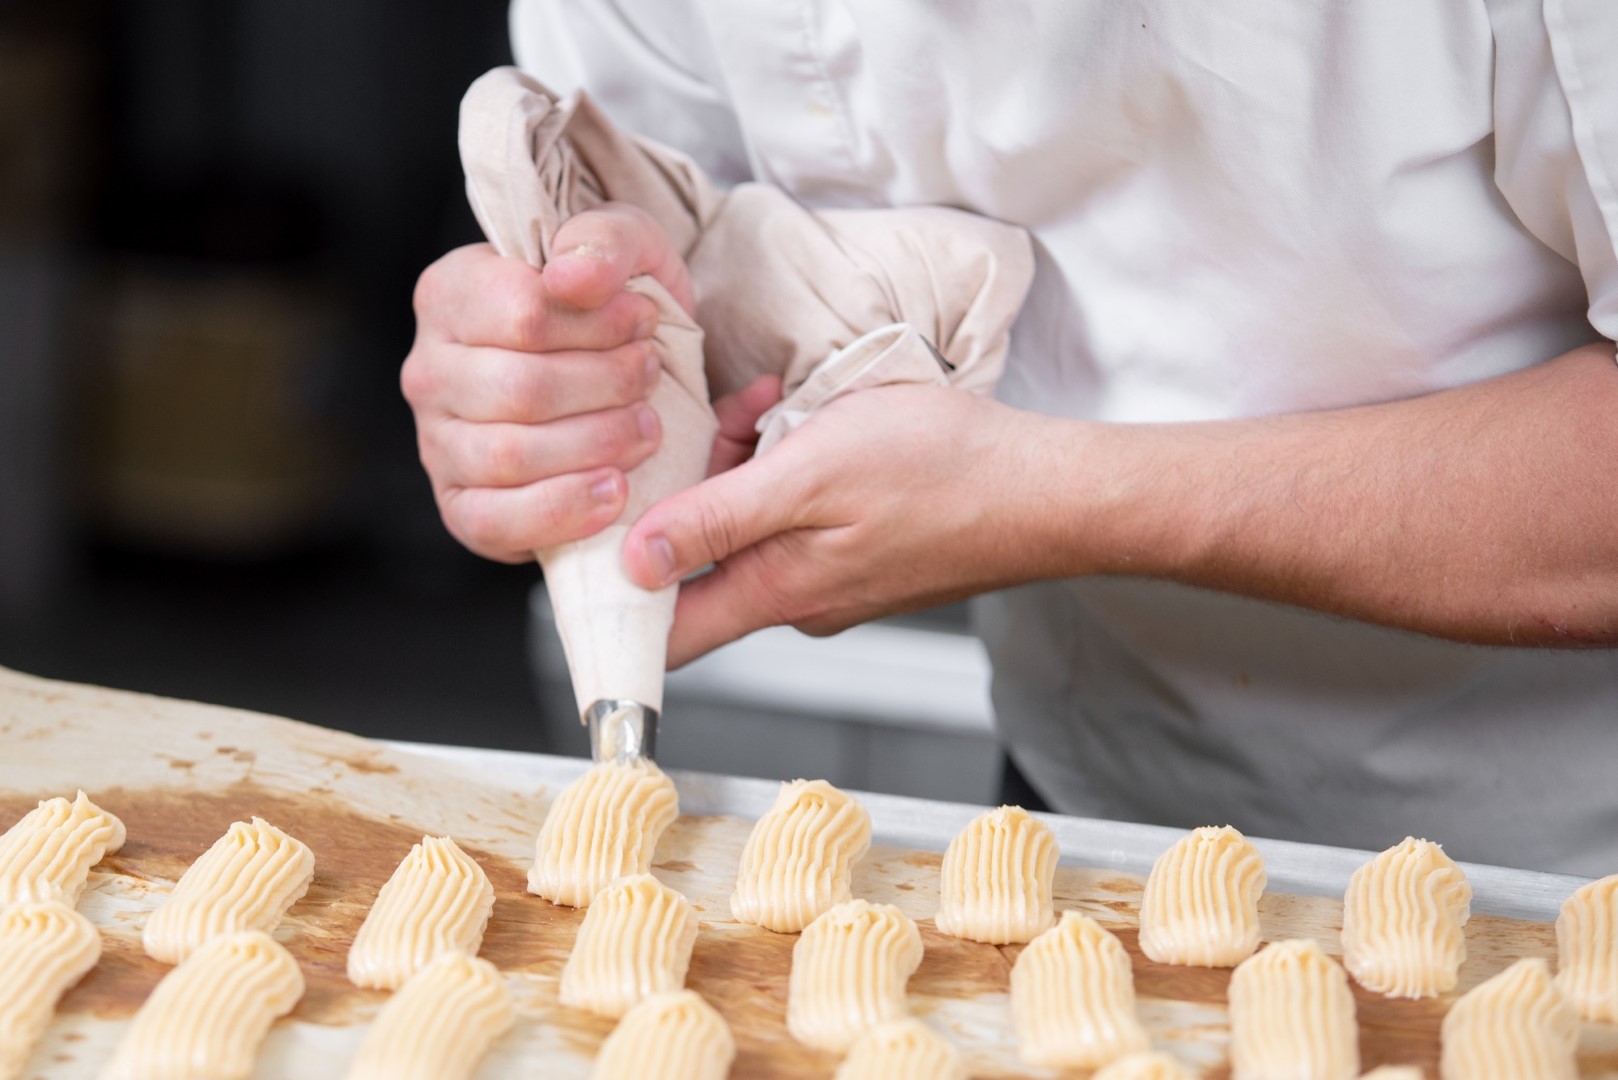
[622,384,1053,667]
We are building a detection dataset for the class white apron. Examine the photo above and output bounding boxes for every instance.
[511,0,1618,874]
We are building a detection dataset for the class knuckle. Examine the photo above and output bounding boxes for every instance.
[534,488,581,537]
[611,343,652,402]
[693,498,738,564]
[411,260,446,322]
[399,350,432,406]
[479,430,527,484]
[578,407,634,461]
[506,285,549,351]
[491,359,540,420]
[450,495,503,553]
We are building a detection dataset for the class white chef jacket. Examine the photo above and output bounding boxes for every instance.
[511,0,1618,875]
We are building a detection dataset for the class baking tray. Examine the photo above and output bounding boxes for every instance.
[2,667,1613,1078]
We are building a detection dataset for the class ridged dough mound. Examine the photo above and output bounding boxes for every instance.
[1555,872,1618,1022]
[591,990,735,1080]
[787,899,923,1052]
[1228,938,1359,1080]
[1091,1051,1201,1080]
[1440,958,1577,1080]
[348,835,495,990]
[101,929,304,1080]
[1341,837,1471,999]
[934,805,1057,944]
[0,902,101,1080]
[1011,910,1149,1068]
[1358,1068,1424,1079]
[344,951,513,1080]
[529,760,679,908]
[833,1018,966,1080]
[0,791,125,908]
[143,817,314,964]
[1139,825,1266,967]
[560,873,698,1018]
[730,779,871,933]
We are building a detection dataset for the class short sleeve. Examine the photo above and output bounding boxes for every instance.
[1489,0,1618,343]
[508,0,753,186]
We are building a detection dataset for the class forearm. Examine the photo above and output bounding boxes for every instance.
[1030,341,1618,646]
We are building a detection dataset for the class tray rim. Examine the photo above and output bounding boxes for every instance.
[383,740,1590,923]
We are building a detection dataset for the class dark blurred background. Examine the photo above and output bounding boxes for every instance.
[0,0,545,747]
[0,1,1003,801]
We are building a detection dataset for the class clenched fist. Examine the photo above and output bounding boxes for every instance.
[402,203,691,563]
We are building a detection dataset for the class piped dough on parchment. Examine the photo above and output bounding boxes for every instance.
[347,835,494,990]
[1139,824,1266,968]
[934,805,1057,945]
[1440,957,1577,1080]
[590,990,735,1080]
[1091,1050,1201,1080]
[529,760,679,909]
[787,899,923,1053]
[142,817,314,964]
[1011,910,1149,1069]
[560,873,698,1018]
[1228,938,1359,1080]
[833,1018,966,1080]
[101,929,304,1080]
[0,791,125,908]
[730,778,871,933]
[1555,872,1618,1023]
[344,951,513,1080]
[0,902,101,1080]
[1340,837,1471,999]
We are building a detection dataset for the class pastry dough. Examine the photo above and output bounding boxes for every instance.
[787,899,923,1052]
[101,929,304,1080]
[934,805,1057,944]
[348,835,494,990]
[0,902,101,1080]
[1555,872,1617,1023]
[1228,938,1359,1080]
[1440,957,1577,1080]
[142,817,314,964]
[344,951,513,1080]
[590,990,735,1080]
[1341,837,1471,999]
[1139,825,1266,967]
[529,760,679,908]
[1011,910,1149,1068]
[0,791,126,908]
[730,779,871,933]
[1091,1051,1200,1080]
[1358,1069,1423,1079]
[833,1018,966,1080]
[560,873,698,1018]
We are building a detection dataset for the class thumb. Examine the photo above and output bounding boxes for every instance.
[622,452,800,590]
[543,202,693,315]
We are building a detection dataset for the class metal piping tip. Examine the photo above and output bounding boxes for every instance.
[583,699,659,764]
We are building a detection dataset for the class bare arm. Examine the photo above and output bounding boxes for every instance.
[1035,340,1618,646]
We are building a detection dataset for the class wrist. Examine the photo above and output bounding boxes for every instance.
[1005,414,1190,585]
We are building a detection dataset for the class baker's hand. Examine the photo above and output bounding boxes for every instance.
[622,384,1052,667]
[401,204,690,563]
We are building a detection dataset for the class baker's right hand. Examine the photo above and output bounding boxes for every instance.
[402,204,694,563]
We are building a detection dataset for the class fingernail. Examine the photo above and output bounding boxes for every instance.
[591,474,619,505]
[560,242,605,262]
[643,351,660,389]
[646,535,677,585]
[636,404,660,441]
